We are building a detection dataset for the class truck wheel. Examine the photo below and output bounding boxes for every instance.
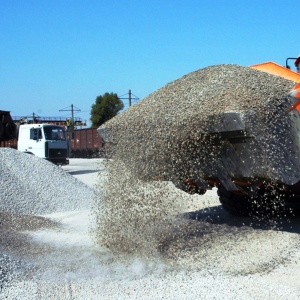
[217,185,254,217]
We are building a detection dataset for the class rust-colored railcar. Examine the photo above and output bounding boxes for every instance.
[70,128,103,158]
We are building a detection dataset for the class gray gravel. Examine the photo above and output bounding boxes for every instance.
[0,148,93,215]
[0,254,32,293]
[0,148,94,292]
[2,270,300,300]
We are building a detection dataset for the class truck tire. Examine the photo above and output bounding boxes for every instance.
[217,185,254,217]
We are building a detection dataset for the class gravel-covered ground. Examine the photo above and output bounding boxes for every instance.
[1,157,300,299]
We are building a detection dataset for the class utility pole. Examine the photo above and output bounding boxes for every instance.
[59,104,81,124]
[32,112,40,124]
[59,104,81,139]
[119,90,139,107]
[71,104,74,123]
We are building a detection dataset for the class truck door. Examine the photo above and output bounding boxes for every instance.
[27,127,45,157]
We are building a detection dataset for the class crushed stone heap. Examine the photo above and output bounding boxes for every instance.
[0,148,93,215]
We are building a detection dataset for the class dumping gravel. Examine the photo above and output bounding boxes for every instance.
[2,156,300,299]
[99,64,296,183]
[95,64,298,256]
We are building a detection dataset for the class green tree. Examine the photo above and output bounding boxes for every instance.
[90,92,124,128]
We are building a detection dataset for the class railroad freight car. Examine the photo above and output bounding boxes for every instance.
[71,128,103,158]
[0,110,17,143]
[0,138,17,149]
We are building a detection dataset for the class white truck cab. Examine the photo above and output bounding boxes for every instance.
[17,124,69,165]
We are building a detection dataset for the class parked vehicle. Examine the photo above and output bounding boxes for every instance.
[1,114,103,159]
[17,124,69,165]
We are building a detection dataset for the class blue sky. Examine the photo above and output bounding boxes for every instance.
[1,0,299,126]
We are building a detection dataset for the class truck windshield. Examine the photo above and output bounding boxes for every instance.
[43,126,66,141]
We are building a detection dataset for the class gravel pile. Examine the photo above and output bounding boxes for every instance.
[0,254,31,293]
[0,148,93,215]
[0,148,94,291]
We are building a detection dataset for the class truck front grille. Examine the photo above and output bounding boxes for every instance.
[48,148,68,158]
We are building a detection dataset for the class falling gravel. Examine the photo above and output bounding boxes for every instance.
[99,64,297,184]
[95,64,299,258]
